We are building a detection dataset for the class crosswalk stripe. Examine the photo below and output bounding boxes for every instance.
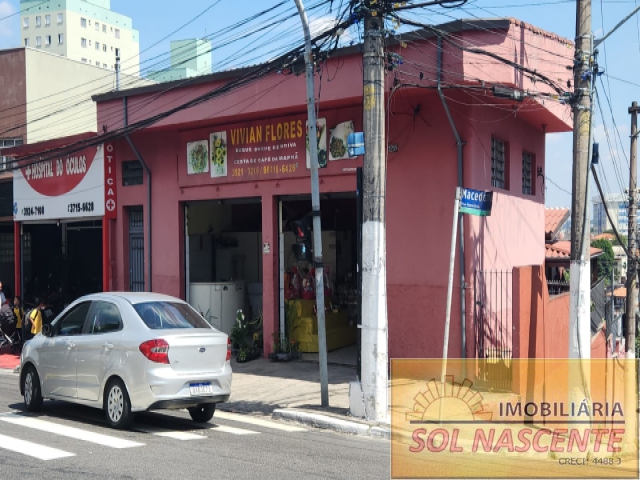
[0,433,75,461]
[209,424,259,435]
[0,414,145,449]
[134,426,205,440]
[215,411,307,432]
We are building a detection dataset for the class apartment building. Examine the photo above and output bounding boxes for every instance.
[148,39,212,82]
[20,0,140,76]
[592,193,628,236]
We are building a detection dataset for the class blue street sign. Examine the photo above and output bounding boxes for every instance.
[459,188,493,216]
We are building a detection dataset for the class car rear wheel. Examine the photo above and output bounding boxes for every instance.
[188,403,216,423]
[23,365,43,412]
[104,378,133,429]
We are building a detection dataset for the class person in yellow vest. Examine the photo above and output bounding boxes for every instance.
[13,296,24,341]
[28,298,44,336]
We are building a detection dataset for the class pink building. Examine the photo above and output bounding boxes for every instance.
[11,19,574,367]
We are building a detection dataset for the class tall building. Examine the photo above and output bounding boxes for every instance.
[20,0,140,76]
[147,39,212,82]
[592,193,628,235]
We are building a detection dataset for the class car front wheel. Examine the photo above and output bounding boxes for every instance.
[23,365,43,412]
[104,378,133,429]
[188,403,216,423]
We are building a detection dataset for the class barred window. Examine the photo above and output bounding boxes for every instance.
[491,137,507,189]
[0,234,13,264]
[122,160,143,186]
[522,152,534,195]
[0,138,23,171]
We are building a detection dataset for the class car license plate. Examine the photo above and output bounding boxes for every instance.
[189,382,214,396]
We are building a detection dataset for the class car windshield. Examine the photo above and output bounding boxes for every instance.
[133,302,212,330]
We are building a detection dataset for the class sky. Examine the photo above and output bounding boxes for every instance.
[1,0,639,210]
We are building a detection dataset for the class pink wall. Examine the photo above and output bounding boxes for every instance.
[99,19,574,360]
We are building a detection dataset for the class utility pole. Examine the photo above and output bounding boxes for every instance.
[293,0,329,407]
[569,0,592,362]
[360,0,389,422]
[626,102,638,352]
[625,102,639,448]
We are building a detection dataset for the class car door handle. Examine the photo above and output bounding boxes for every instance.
[103,343,114,350]
[66,342,76,350]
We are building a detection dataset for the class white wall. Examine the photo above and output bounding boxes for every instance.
[24,48,151,143]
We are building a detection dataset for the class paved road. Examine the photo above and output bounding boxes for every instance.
[0,370,389,480]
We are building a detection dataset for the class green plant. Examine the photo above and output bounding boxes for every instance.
[230,310,249,350]
[238,348,248,362]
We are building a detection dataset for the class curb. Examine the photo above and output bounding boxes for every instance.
[272,408,390,439]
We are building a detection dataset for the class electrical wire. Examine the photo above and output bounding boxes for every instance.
[1,1,356,172]
[0,0,339,141]
[392,15,567,96]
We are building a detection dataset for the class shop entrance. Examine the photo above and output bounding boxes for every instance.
[23,219,103,312]
[280,194,359,366]
[185,199,263,339]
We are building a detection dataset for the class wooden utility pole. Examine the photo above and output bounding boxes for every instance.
[360,0,389,422]
[569,0,592,361]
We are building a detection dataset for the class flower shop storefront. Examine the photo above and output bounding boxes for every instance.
[104,99,364,360]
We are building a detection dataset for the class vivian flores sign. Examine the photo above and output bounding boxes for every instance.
[14,145,109,221]
[391,359,638,479]
[182,114,361,185]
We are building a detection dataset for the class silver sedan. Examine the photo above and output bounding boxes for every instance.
[19,292,232,429]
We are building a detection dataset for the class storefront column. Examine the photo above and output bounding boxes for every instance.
[14,221,20,297]
[261,194,278,356]
[102,217,110,292]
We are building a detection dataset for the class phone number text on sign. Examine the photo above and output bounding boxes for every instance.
[68,202,95,214]
[231,163,300,178]
[21,206,45,217]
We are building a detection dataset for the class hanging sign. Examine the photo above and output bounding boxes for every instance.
[459,188,494,216]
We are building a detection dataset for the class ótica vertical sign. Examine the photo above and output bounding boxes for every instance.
[104,142,117,219]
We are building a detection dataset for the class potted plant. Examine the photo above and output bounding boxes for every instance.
[230,310,249,354]
[290,339,301,360]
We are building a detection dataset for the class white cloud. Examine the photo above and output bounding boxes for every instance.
[0,1,16,38]
[309,15,354,45]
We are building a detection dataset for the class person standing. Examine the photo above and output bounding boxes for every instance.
[28,297,44,337]
[13,296,24,344]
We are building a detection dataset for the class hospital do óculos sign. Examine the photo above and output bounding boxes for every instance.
[13,144,115,222]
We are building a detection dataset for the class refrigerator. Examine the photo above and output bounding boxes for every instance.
[189,281,245,336]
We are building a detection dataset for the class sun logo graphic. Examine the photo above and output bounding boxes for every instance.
[405,375,493,423]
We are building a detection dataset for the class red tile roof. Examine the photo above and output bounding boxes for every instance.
[545,241,603,259]
[545,207,570,241]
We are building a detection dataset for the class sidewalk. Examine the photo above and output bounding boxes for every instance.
[0,344,20,371]
[222,357,390,439]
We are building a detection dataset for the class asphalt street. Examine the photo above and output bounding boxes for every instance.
[0,370,390,480]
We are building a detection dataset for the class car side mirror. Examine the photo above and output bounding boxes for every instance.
[42,324,53,337]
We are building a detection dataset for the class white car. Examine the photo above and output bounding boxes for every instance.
[19,292,232,429]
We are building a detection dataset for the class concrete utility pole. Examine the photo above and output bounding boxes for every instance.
[625,103,639,448]
[626,102,638,353]
[293,0,329,407]
[569,0,592,362]
[360,0,389,422]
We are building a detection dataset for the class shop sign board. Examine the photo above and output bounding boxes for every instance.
[184,114,359,184]
[104,142,118,219]
[13,144,107,222]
